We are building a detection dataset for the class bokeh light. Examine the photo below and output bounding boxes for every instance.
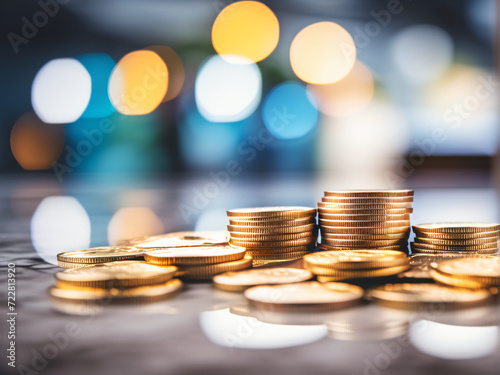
[31,196,91,265]
[195,55,261,122]
[263,81,318,139]
[76,53,116,118]
[391,25,453,85]
[10,112,65,170]
[290,22,356,84]
[108,50,168,115]
[212,1,279,63]
[145,45,185,101]
[31,58,92,123]
[308,61,374,117]
[107,207,164,245]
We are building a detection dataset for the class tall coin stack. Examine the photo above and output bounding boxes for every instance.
[226,207,317,265]
[411,222,500,255]
[317,190,414,253]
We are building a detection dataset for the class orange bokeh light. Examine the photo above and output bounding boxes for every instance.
[145,45,185,102]
[108,50,168,115]
[10,112,65,170]
[107,207,164,245]
[212,1,279,63]
[290,22,356,84]
[308,61,374,117]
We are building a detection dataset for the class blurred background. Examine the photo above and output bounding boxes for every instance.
[0,0,498,261]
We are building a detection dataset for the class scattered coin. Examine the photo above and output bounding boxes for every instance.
[312,264,410,279]
[144,245,246,266]
[304,250,408,270]
[431,256,500,287]
[57,246,144,265]
[127,231,230,249]
[179,255,253,281]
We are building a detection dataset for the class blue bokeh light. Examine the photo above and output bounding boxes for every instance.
[262,82,318,139]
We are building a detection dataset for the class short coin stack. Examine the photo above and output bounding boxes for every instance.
[411,223,500,255]
[304,249,410,282]
[317,190,414,253]
[226,207,317,265]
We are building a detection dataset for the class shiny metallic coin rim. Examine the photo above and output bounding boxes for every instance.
[319,213,410,221]
[322,232,409,240]
[322,196,414,204]
[229,230,316,241]
[179,255,253,280]
[412,230,499,240]
[310,264,410,277]
[229,237,316,248]
[228,223,316,234]
[413,223,500,234]
[319,207,413,215]
[324,190,414,198]
[57,246,144,264]
[318,202,413,210]
[415,236,499,246]
[228,216,316,227]
[321,238,408,247]
[319,219,411,228]
[304,250,408,270]
[411,241,499,251]
[144,245,246,266]
[227,207,316,218]
[320,226,410,235]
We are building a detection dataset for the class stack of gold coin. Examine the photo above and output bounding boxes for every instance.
[429,256,500,289]
[411,223,500,255]
[50,261,182,307]
[226,207,317,265]
[317,190,414,252]
[144,245,252,281]
[304,249,410,282]
[57,246,144,268]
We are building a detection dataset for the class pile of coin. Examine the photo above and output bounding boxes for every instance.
[303,249,410,282]
[317,190,413,252]
[411,223,500,255]
[226,207,317,265]
[429,256,500,289]
[50,260,183,308]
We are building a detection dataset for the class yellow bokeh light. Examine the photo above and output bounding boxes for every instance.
[212,1,279,63]
[10,112,65,170]
[308,61,374,117]
[107,207,164,245]
[108,50,168,115]
[145,45,185,102]
[290,22,356,84]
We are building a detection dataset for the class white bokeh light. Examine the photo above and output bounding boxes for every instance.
[391,25,453,85]
[195,55,261,122]
[32,58,92,123]
[31,196,91,265]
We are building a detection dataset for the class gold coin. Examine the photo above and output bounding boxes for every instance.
[179,254,253,281]
[250,251,309,261]
[229,231,316,241]
[252,259,304,267]
[411,241,498,251]
[228,216,315,227]
[319,207,413,215]
[366,283,494,309]
[322,232,409,241]
[229,237,315,248]
[57,246,144,264]
[304,249,407,270]
[244,281,364,311]
[58,261,91,269]
[312,264,410,278]
[319,219,411,228]
[144,245,246,266]
[319,243,408,252]
[415,237,498,246]
[412,230,499,240]
[324,190,414,198]
[213,268,313,292]
[245,245,314,255]
[410,243,497,255]
[49,279,182,304]
[227,206,316,218]
[320,226,410,235]
[429,269,489,289]
[413,222,500,234]
[322,196,414,204]
[433,256,500,287]
[321,238,407,248]
[318,202,413,210]
[319,213,410,221]
[228,223,316,234]
[126,231,230,249]
[55,261,177,289]
[407,253,471,278]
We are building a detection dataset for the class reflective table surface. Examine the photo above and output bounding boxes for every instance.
[1,176,499,375]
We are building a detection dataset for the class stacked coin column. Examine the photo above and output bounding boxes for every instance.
[317,190,414,253]
[226,207,318,266]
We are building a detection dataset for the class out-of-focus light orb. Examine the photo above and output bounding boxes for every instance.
[31,58,92,123]
[263,82,318,139]
[107,207,164,245]
[290,22,356,85]
[10,112,65,170]
[145,46,185,101]
[108,50,168,115]
[212,1,279,63]
[31,196,91,265]
[410,320,498,360]
[195,55,261,122]
[199,308,327,349]
[308,61,374,117]
[391,25,453,85]
[76,53,116,118]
